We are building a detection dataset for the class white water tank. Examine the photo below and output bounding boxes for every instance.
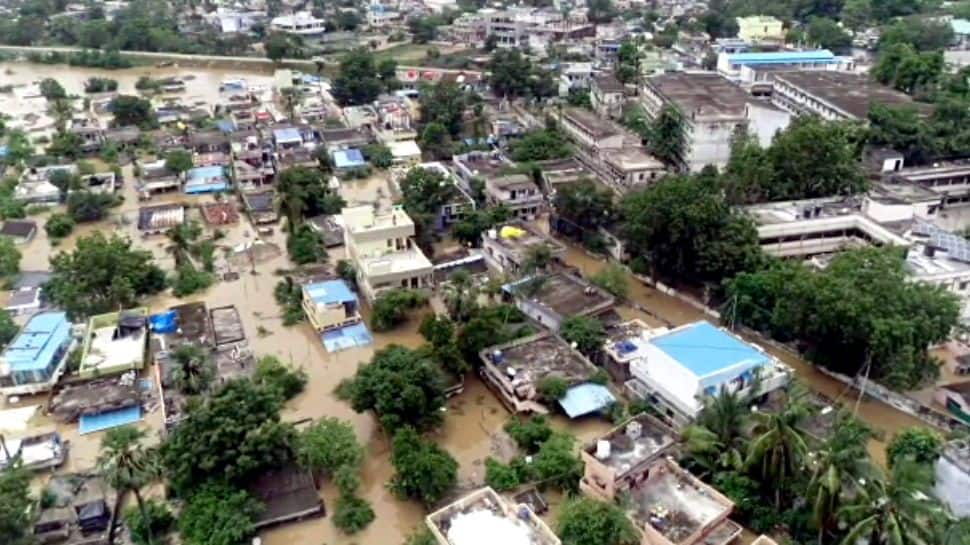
[595,440,611,460]
[626,420,642,440]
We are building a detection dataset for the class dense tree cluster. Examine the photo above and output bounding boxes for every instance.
[725,247,960,389]
[508,129,572,162]
[370,288,428,331]
[277,165,346,225]
[332,49,399,106]
[487,49,556,99]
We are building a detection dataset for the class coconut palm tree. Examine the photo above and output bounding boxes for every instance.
[682,387,750,477]
[807,413,877,545]
[746,389,810,508]
[940,518,970,545]
[839,459,947,545]
[443,270,479,322]
[165,221,203,268]
[170,344,215,396]
[97,426,157,545]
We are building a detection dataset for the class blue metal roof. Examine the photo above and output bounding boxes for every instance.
[559,383,616,419]
[305,280,357,305]
[3,312,71,372]
[332,148,366,169]
[273,128,303,143]
[650,321,770,378]
[187,165,226,180]
[727,49,835,64]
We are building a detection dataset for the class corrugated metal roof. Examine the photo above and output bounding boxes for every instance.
[727,50,835,63]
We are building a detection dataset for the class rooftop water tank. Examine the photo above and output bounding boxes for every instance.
[596,440,611,460]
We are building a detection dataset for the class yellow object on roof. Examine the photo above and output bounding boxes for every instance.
[500,226,526,239]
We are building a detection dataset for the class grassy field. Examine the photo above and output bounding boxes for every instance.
[373,43,473,65]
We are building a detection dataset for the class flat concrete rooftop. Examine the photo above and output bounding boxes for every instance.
[775,71,922,120]
[585,414,676,476]
[648,72,749,118]
[522,272,614,318]
[427,487,560,545]
[631,460,732,544]
[488,333,595,388]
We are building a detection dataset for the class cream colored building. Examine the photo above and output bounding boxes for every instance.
[301,280,361,332]
[736,15,784,43]
[342,205,433,302]
[426,487,561,545]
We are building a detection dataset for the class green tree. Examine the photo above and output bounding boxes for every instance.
[178,483,262,545]
[621,173,763,285]
[487,48,552,98]
[287,223,328,264]
[420,122,451,160]
[84,77,119,93]
[509,129,571,162]
[0,464,33,545]
[125,499,174,545]
[806,17,852,52]
[39,77,67,101]
[160,379,295,495]
[363,143,393,168]
[67,191,116,223]
[345,345,446,430]
[419,81,468,137]
[586,0,616,23]
[839,460,946,545]
[45,212,75,239]
[648,105,685,165]
[277,166,346,225]
[878,16,954,52]
[886,427,944,468]
[332,494,375,534]
[408,15,440,43]
[253,355,307,401]
[591,264,629,298]
[265,32,295,62]
[370,288,428,332]
[110,95,156,128]
[559,315,606,356]
[170,344,215,396]
[295,417,363,477]
[439,270,479,323]
[871,43,944,95]
[553,179,614,232]
[0,237,20,278]
[164,150,193,175]
[332,48,386,106]
[504,416,553,453]
[389,427,458,506]
[556,497,638,545]
[0,310,19,348]
[746,390,809,507]
[615,39,643,84]
[97,426,157,545]
[45,232,166,319]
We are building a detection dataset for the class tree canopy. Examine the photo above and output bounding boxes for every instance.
[556,497,638,545]
[509,129,572,162]
[110,95,156,128]
[44,232,166,320]
[277,166,346,225]
[370,288,428,332]
[886,427,944,467]
[487,49,557,99]
[559,315,606,356]
[178,483,262,545]
[0,465,33,545]
[332,48,395,106]
[389,427,458,506]
[345,345,447,431]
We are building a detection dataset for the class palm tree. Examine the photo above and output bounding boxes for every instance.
[170,344,214,396]
[746,389,810,508]
[165,221,202,267]
[839,459,947,545]
[443,270,478,322]
[97,426,157,545]
[940,518,970,545]
[807,413,876,545]
[682,387,750,477]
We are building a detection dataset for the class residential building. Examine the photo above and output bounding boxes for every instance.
[482,222,567,275]
[935,381,970,425]
[886,161,970,229]
[935,439,970,517]
[479,332,614,416]
[602,148,666,193]
[270,11,326,35]
[625,458,742,545]
[590,73,626,119]
[137,204,185,236]
[736,15,784,43]
[0,432,66,472]
[481,7,594,52]
[640,73,751,172]
[405,163,476,230]
[0,312,74,396]
[559,107,626,151]
[453,150,512,186]
[0,220,38,244]
[78,309,148,379]
[717,50,852,83]
[771,71,919,122]
[598,319,654,383]
[367,4,400,27]
[745,197,910,259]
[388,140,422,165]
[537,157,596,194]
[624,321,791,426]
[503,271,614,331]
[242,190,278,224]
[559,62,595,96]
[320,127,372,155]
[302,279,362,332]
[426,487,560,545]
[484,174,543,220]
[579,413,678,501]
[342,205,434,302]
[905,221,970,324]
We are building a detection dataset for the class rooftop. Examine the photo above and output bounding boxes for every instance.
[630,459,733,544]
[304,280,357,306]
[454,151,511,179]
[210,305,246,347]
[79,309,148,378]
[488,174,537,192]
[486,223,567,262]
[427,487,560,545]
[0,220,37,239]
[604,147,664,171]
[775,71,921,120]
[726,49,835,64]
[584,413,677,476]
[247,465,322,529]
[360,248,433,276]
[1,312,71,372]
[505,271,614,320]
[482,333,596,391]
[200,202,240,225]
[563,107,619,139]
[648,72,749,119]
[333,148,367,169]
[650,321,770,378]
[137,204,185,232]
[343,204,415,233]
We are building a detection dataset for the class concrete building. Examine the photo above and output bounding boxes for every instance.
[479,333,611,415]
[905,221,970,324]
[503,271,614,331]
[935,381,970,425]
[302,280,361,332]
[746,197,910,259]
[590,74,626,119]
[640,73,751,172]
[426,487,560,545]
[0,312,74,397]
[735,15,784,43]
[484,174,543,221]
[270,12,326,35]
[405,163,476,230]
[624,321,791,426]
[886,161,970,229]
[482,222,567,276]
[559,107,626,151]
[78,309,148,380]
[934,439,970,517]
[717,50,852,82]
[342,205,433,302]
[602,148,667,193]
[771,71,918,122]
[580,413,678,502]
[481,7,593,52]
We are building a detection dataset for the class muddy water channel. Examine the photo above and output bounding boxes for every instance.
[0,60,935,544]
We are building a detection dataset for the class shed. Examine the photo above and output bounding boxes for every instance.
[332,148,367,169]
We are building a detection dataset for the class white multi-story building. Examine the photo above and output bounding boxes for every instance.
[771,71,919,122]
[342,205,434,302]
[270,12,327,35]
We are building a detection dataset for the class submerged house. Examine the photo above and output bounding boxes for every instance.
[302,279,361,332]
[0,312,74,397]
[0,431,67,472]
[78,308,148,380]
[185,165,230,194]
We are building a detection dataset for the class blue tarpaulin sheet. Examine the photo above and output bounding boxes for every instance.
[149,311,177,333]
[321,322,373,353]
[559,383,616,419]
[79,406,142,435]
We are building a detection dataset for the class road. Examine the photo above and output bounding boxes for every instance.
[0,44,318,69]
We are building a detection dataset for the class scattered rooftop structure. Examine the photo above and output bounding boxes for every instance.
[50,379,143,423]
[138,204,185,235]
[479,332,602,415]
[200,201,240,226]
[503,271,614,331]
[0,220,38,244]
[482,223,567,276]
[0,432,67,472]
[580,413,678,501]
[426,487,561,545]
[248,465,324,528]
